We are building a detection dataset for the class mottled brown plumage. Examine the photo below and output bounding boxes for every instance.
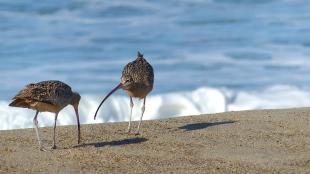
[9,80,81,151]
[94,52,154,134]
[121,52,154,98]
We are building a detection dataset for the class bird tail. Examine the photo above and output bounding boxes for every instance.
[9,99,30,108]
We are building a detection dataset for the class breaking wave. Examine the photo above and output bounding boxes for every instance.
[2,85,310,130]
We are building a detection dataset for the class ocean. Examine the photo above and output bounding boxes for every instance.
[1,0,310,130]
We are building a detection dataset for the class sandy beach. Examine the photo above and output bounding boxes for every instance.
[1,108,310,173]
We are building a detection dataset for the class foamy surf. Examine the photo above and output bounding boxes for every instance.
[2,85,310,130]
[2,87,225,130]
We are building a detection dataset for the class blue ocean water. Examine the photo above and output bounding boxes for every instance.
[2,0,310,130]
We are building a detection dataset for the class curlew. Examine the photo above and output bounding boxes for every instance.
[94,51,154,134]
[9,80,81,151]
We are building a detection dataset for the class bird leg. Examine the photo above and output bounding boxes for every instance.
[52,112,59,149]
[33,111,46,151]
[127,97,133,133]
[135,97,146,135]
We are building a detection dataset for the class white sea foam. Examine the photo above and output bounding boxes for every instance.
[227,85,310,111]
[2,85,310,130]
[1,87,225,130]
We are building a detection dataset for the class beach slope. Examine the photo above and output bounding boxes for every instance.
[1,108,310,173]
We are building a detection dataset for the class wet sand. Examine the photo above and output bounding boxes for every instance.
[1,108,310,173]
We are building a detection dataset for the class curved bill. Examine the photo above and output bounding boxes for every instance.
[74,105,81,144]
[94,83,122,120]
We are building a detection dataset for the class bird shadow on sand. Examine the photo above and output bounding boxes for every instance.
[73,137,148,148]
[179,120,236,131]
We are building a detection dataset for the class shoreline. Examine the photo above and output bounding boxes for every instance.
[1,108,310,173]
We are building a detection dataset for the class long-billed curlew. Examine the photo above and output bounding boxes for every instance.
[94,51,154,134]
[9,80,81,151]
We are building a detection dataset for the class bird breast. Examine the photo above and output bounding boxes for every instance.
[123,84,153,99]
[29,100,64,113]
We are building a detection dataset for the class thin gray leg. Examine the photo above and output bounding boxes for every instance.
[127,97,134,133]
[52,112,59,149]
[135,97,146,135]
[33,111,46,151]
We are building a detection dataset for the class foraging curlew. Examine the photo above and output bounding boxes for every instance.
[9,80,81,151]
[94,51,154,134]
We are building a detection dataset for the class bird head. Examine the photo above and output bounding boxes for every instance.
[120,74,134,90]
[70,92,81,108]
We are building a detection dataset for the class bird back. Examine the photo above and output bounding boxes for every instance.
[122,54,154,87]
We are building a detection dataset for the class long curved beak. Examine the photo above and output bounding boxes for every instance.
[74,105,81,144]
[94,83,122,120]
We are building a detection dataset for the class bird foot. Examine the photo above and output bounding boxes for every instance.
[126,129,132,134]
[127,131,139,135]
[51,145,57,149]
[39,146,47,152]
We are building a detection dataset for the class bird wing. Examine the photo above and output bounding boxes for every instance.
[12,81,72,106]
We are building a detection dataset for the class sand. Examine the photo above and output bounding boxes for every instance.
[1,108,310,173]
